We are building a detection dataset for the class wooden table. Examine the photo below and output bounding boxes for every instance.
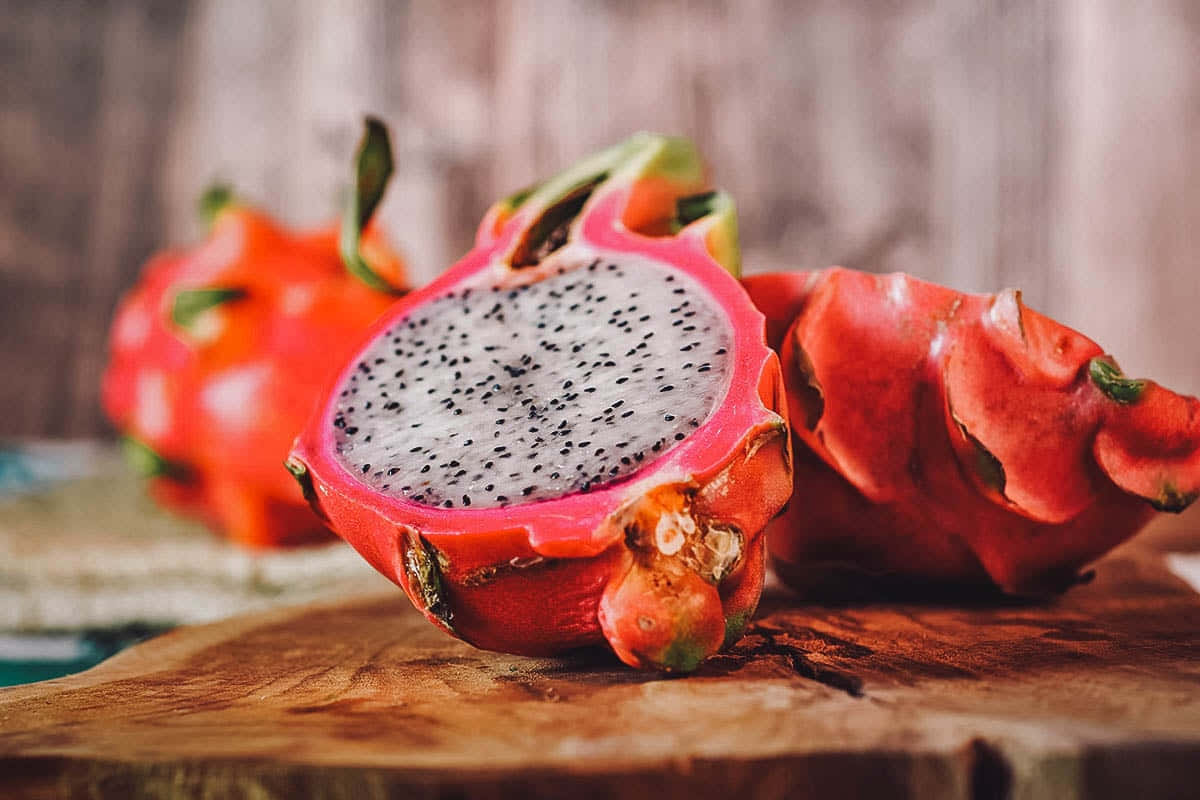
[3,519,1200,799]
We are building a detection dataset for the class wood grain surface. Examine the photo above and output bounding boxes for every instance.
[4,0,1200,437]
[2,531,1199,799]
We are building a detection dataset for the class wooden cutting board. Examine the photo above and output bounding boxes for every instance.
[3,529,1200,799]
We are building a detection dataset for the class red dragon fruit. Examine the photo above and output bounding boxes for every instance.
[289,134,792,671]
[102,120,408,548]
[744,268,1200,597]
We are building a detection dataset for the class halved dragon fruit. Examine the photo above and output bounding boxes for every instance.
[290,134,792,671]
[745,268,1200,597]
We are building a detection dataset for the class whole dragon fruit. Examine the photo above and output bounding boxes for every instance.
[290,134,792,671]
[103,120,408,548]
[744,268,1200,597]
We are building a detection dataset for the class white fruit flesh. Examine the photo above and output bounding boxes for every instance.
[332,252,733,509]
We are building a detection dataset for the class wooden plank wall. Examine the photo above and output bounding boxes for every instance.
[2,0,1198,438]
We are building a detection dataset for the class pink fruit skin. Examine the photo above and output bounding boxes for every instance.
[744,268,1200,597]
[291,138,792,670]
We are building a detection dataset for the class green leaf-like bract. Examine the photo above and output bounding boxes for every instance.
[197,184,234,229]
[502,182,540,212]
[120,436,191,481]
[510,173,606,268]
[1150,483,1200,513]
[339,117,399,292]
[675,191,719,228]
[285,457,327,521]
[1088,357,1146,405]
[171,288,247,330]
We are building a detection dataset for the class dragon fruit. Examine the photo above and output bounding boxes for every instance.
[102,120,408,548]
[744,268,1200,597]
[290,134,792,671]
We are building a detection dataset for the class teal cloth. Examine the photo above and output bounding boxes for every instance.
[0,624,170,688]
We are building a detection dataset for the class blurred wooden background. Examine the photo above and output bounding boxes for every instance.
[2,0,1198,438]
